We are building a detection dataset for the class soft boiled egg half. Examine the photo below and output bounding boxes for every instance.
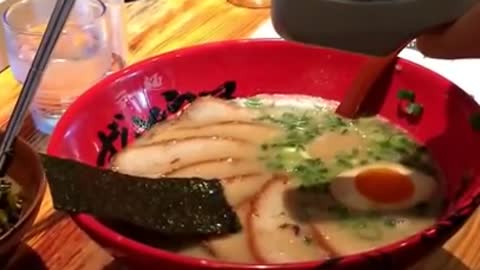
[329,162,438,211]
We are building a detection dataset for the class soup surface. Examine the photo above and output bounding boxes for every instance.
[111,95,443,264]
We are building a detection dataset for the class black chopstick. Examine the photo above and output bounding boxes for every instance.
[0,0,77,176]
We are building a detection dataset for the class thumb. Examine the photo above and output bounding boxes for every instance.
[416,3,480,59]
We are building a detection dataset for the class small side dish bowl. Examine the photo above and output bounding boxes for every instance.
[48,39,480,270]
[0,135,46,267]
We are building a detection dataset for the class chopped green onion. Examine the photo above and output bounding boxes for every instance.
[335,152,354,168]
[266,158,285,171]
[397,89,424,118]
[404,102,423,117]
[397,89,416,102]
[383,218,398,228]
[352,220,383,241]
[292,159,329,186]
[244,98,263,109]
[359,159,369,165]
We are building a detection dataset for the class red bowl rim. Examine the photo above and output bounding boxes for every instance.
[47,38,480,269]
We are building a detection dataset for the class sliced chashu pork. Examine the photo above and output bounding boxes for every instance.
[112,97,279,178]
[112,138,259,178]
[178,245,216,260]
[221,174,273,207]
[168,159,273,206]
[177,97,261,126]
[137,122,280,146]
[206,203,257,263]
[166,158,268,178]
[134,97,269,146]
[247,178,332,263]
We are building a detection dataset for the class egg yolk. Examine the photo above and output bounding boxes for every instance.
[354,168,414,204]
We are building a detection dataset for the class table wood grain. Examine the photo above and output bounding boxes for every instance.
[0,0,478,269]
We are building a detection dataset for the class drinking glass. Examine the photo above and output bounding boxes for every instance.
[104,0,129,71]
[227,0,271,9]
[2,0,112,134]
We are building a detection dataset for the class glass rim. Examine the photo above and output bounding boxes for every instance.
[2,0,107,36]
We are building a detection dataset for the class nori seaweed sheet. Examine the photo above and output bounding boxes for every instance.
[40,154,240,236]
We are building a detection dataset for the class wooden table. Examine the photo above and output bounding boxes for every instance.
[0,0,478,269]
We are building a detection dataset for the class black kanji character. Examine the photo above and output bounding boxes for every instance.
[165,92,196,113]
[161,90,179,102]
[199,81,236,99]
[131,107,167,137]
[96,116,129,167]
[147,107,167,124]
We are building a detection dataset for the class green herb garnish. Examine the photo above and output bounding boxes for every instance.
[265,158,285,171]
[292,159,329,186]
[328,205,386,241]
[360,123,435,176]
[352,220,382,241]
[259,111,330,186]
[336,156,353,168]
[335,150,358,169]
[244,98,263,109]
[397,89,416,102]
[321,114,350,132]
[388,134,414,153]
[396,89,424,118]
[404,102,423,116]
[383,217,398,228]
[359,159,369,165]
[259,109,434,188]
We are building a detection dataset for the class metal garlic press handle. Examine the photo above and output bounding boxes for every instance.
[271,0,477,56]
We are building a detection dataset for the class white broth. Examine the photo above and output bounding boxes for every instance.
[111,95,443,264]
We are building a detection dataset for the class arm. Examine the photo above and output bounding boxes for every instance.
[416,2,480,59]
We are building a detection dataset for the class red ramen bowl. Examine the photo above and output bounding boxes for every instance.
[47,39,480,270]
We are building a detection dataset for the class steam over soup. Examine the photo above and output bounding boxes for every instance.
[111,95,443,264]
